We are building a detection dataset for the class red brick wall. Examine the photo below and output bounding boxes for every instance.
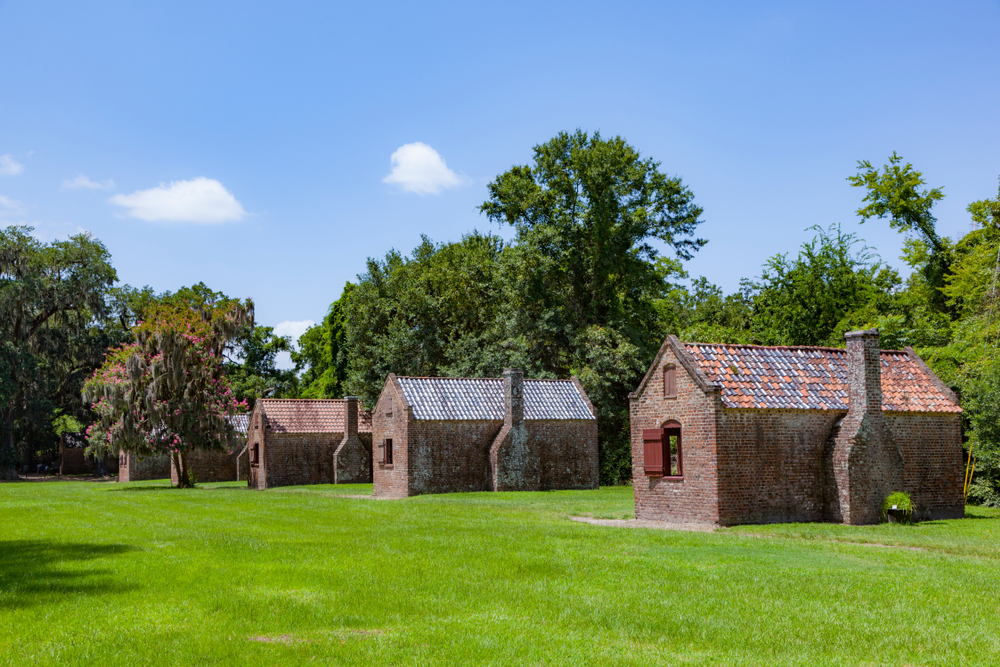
[630,345,722,524]
[631,339,967,526]
[246,409,265,489]
[60,448,118,475]
[373,377,600,498]
[118,451,170,482]
[170,449,238,484]
[530,420,599,490]
[334,433,373,484]
[887,412,965,520]
[406,419,504,495]
[372,380,411,498]
[257,432,343,489]
[716,409,841,525]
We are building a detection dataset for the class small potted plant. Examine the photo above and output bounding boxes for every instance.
[881,491,915,524]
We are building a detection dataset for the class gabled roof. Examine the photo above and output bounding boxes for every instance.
[682,342,960,413]
[227,413,250,437]
[395,377,596,421]
[257,399,373,433]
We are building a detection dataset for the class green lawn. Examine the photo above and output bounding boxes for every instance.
[1,481,998,666]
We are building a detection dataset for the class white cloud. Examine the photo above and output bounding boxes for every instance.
[109,177,245,223]
[0,195,23,214]
[273,320,316,345]
[382,142,465,195]
[0,155,24,176]
[62,175,115,190]
[273,320,316,371]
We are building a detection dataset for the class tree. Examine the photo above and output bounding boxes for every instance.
[83,301,251,487]
[344,233,511,407]
[225,325,297,408]
[848,153,952,313]
[745,225,901,347]
[0,226,117,478]
[480,129,705,349]
[295,283,354,399]
[480,130,706,482]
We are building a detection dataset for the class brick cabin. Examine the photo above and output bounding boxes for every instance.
[372,369,599,498]
[118,451,170,482]
[246,398,373,490]
[170,413,250,485]
[630,330,965,526]
[59,432,118,476]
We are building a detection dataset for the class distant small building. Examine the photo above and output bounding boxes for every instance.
[170,413,250,485]
[372,369,599,498]
[59,432,118,476]
[246,398,373,490]
[118,451,170,482]
[629,330,965,526]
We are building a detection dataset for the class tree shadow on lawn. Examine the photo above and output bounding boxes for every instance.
[0,540,140,609]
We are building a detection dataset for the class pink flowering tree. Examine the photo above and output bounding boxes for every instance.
[83,301,252,487]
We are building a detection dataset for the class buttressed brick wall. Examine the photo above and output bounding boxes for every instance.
[333,396,372,484]
[373,372,599,498]
[246,398,373,490]
[630,332,964,526]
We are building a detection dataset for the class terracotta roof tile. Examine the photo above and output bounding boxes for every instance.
[258,399,373,434]
[683,343,960,413]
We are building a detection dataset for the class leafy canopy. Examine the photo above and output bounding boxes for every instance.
[83,300,251,487]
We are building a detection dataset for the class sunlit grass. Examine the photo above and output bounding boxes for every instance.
[1,480,998,666]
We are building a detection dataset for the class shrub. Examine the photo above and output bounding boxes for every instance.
[881,491,915,524]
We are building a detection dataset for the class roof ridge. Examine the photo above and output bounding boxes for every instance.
[259,398,345,402]
[684,341,847,353]
[397,376,574,383]
[397,376,502,381]
[682,341,910,355]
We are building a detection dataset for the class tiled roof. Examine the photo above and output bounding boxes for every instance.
[259,399,373,433]
[227,413,250,436]
[683,343,960,413]
[397,377,595,421]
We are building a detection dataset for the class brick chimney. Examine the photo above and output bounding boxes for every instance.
[503,368,524,427]
[344,396,359,438]
[333,396,366,484]
[845,330,883,416]
[490,369,538,491]
[826,330,904,524]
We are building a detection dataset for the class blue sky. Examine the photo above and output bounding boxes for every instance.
[2,1,999,366]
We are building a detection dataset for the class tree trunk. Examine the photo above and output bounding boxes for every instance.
[0,416,20,480]
[172,450,194,488]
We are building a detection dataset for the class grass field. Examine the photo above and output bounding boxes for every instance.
[1,481,998,666]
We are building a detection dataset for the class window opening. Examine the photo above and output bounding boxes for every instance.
[380,438,394,465]
[250,443,259,465]
[642,421,682,477]
[663,364,677,398]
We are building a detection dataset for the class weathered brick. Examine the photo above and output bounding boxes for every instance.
[630,332,964,526]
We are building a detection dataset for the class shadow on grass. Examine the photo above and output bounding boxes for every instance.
[0,540,140,609]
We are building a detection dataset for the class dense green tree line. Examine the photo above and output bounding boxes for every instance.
[4,131,999,500]
[295,136,1000,499]
[0,233,292,478]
